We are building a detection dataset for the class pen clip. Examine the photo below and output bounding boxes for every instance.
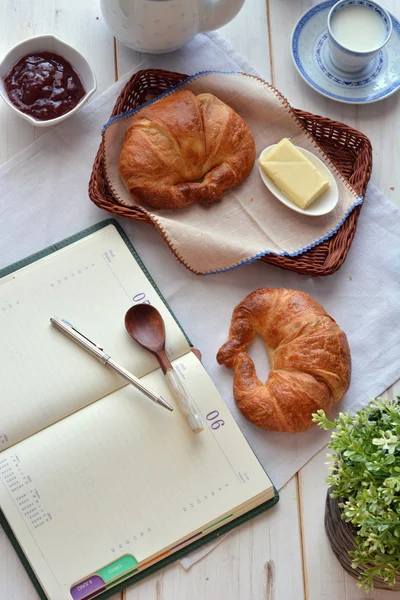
[62,320,104,351]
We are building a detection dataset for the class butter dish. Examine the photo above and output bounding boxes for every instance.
[258,144,339,217]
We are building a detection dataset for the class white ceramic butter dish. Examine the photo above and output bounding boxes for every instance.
[258,145,339,217]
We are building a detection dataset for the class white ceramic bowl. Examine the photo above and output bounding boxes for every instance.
[258,145,339,217]
[0,34,96,127]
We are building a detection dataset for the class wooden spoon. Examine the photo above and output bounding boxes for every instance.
[125,304,203,434]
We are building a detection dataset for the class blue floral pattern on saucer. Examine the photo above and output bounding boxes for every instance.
[291,0,400,103]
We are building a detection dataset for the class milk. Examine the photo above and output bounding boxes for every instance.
[331,5,387,52]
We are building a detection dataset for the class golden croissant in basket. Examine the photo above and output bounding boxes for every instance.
[217,288,351,433]
[118,90,256,209]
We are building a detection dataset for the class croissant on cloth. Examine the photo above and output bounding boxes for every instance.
[217,288,351,433]
[118,90,256,210]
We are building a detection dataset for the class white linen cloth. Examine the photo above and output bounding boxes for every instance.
[1,32,400,568]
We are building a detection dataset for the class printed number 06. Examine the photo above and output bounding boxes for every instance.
[206,410,225,430]
[132,293,151,305]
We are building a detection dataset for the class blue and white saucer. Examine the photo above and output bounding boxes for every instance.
[291,0,400,104]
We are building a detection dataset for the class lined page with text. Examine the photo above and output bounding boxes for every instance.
[0,225,190,450]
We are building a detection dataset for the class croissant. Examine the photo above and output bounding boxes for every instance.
[217,289,351,433]
[118,90,255,210]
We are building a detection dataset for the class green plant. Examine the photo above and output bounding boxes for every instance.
[313,397,400,591]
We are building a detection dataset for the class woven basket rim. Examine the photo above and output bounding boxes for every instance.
[88,68,373,277]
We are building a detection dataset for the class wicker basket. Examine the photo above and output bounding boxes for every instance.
[325,491,400,590]
[89,69,373,277]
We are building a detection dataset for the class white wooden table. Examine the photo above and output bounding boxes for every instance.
[1,1,399,599]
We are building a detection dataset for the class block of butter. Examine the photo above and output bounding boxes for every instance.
[259,138,330,209]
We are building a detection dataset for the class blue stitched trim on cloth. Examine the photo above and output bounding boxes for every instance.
[102,70,241,132]
[102,69,364,275]
[203,195,364,275]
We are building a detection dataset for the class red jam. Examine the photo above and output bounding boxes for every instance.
[3,52,86,121]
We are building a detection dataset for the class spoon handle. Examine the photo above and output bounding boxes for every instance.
[165,368,204,433]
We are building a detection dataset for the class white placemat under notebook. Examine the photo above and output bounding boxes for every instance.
[1,32,400,568]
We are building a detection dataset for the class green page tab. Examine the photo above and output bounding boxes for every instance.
[96,555,138,583]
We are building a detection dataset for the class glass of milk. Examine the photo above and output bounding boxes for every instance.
[327,0,392,72]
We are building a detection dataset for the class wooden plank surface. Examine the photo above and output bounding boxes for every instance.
[1,0,400,599]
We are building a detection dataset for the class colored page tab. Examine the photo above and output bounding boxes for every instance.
[96,555,138,584]
[70,575,105,600]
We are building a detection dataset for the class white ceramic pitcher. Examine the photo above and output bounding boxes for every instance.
[100,0,245,54]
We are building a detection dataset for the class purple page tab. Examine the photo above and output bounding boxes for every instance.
[70,575,105,600]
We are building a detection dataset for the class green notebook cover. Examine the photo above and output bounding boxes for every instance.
[0,219,279,600]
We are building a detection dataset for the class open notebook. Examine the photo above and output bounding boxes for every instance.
[0,221,277,600]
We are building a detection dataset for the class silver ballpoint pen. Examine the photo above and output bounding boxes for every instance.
[50,317,173,412]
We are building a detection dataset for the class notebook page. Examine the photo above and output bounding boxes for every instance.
[0,224,190,451]
[0,351,273,600]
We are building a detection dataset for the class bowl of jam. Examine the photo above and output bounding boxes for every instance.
[0,34,96,126]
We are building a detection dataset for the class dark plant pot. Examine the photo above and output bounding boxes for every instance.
[325,490,400,591]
